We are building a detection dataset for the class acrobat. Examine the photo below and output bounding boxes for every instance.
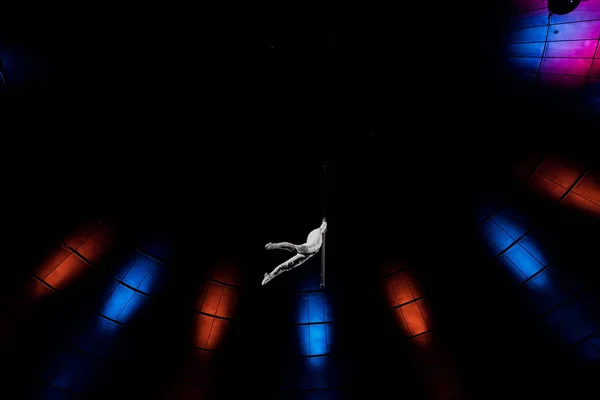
[262,218,327,285]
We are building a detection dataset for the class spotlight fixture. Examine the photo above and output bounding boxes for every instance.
[548,0,581,15]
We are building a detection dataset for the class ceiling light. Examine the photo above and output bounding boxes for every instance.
[548,0,581,15]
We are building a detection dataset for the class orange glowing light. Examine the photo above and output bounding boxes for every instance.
[516,155,600,218]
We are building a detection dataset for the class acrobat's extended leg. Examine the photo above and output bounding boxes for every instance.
[265,242,300,252]
[262,253,315,285]
[265,242,311,254]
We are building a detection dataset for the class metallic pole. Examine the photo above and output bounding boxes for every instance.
[320,164,326,289]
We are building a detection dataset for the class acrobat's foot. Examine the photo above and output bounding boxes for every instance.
[262,272,272,286]
[265,243,277,250]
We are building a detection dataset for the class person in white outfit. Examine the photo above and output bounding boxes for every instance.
[262,218,327,285]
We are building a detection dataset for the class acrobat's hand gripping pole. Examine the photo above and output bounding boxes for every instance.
[320,164,327,289]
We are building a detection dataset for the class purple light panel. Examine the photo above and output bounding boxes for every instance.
[506,0,600,109]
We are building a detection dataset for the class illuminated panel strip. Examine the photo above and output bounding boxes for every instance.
[477,198,600,361]
[31,221,115,300]
[506,0,600,111]
[517,154,600,218]
[383,265,463,400]
[192,259,242,352]
[192,279,239,351]
[38,225,171,396]
[0,222,116,345]
[281,268,341,395]
[178,261,242,396]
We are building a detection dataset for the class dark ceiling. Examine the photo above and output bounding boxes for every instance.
[1,2,600,399]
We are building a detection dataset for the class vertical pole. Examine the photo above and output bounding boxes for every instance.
[320,164,326,289]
